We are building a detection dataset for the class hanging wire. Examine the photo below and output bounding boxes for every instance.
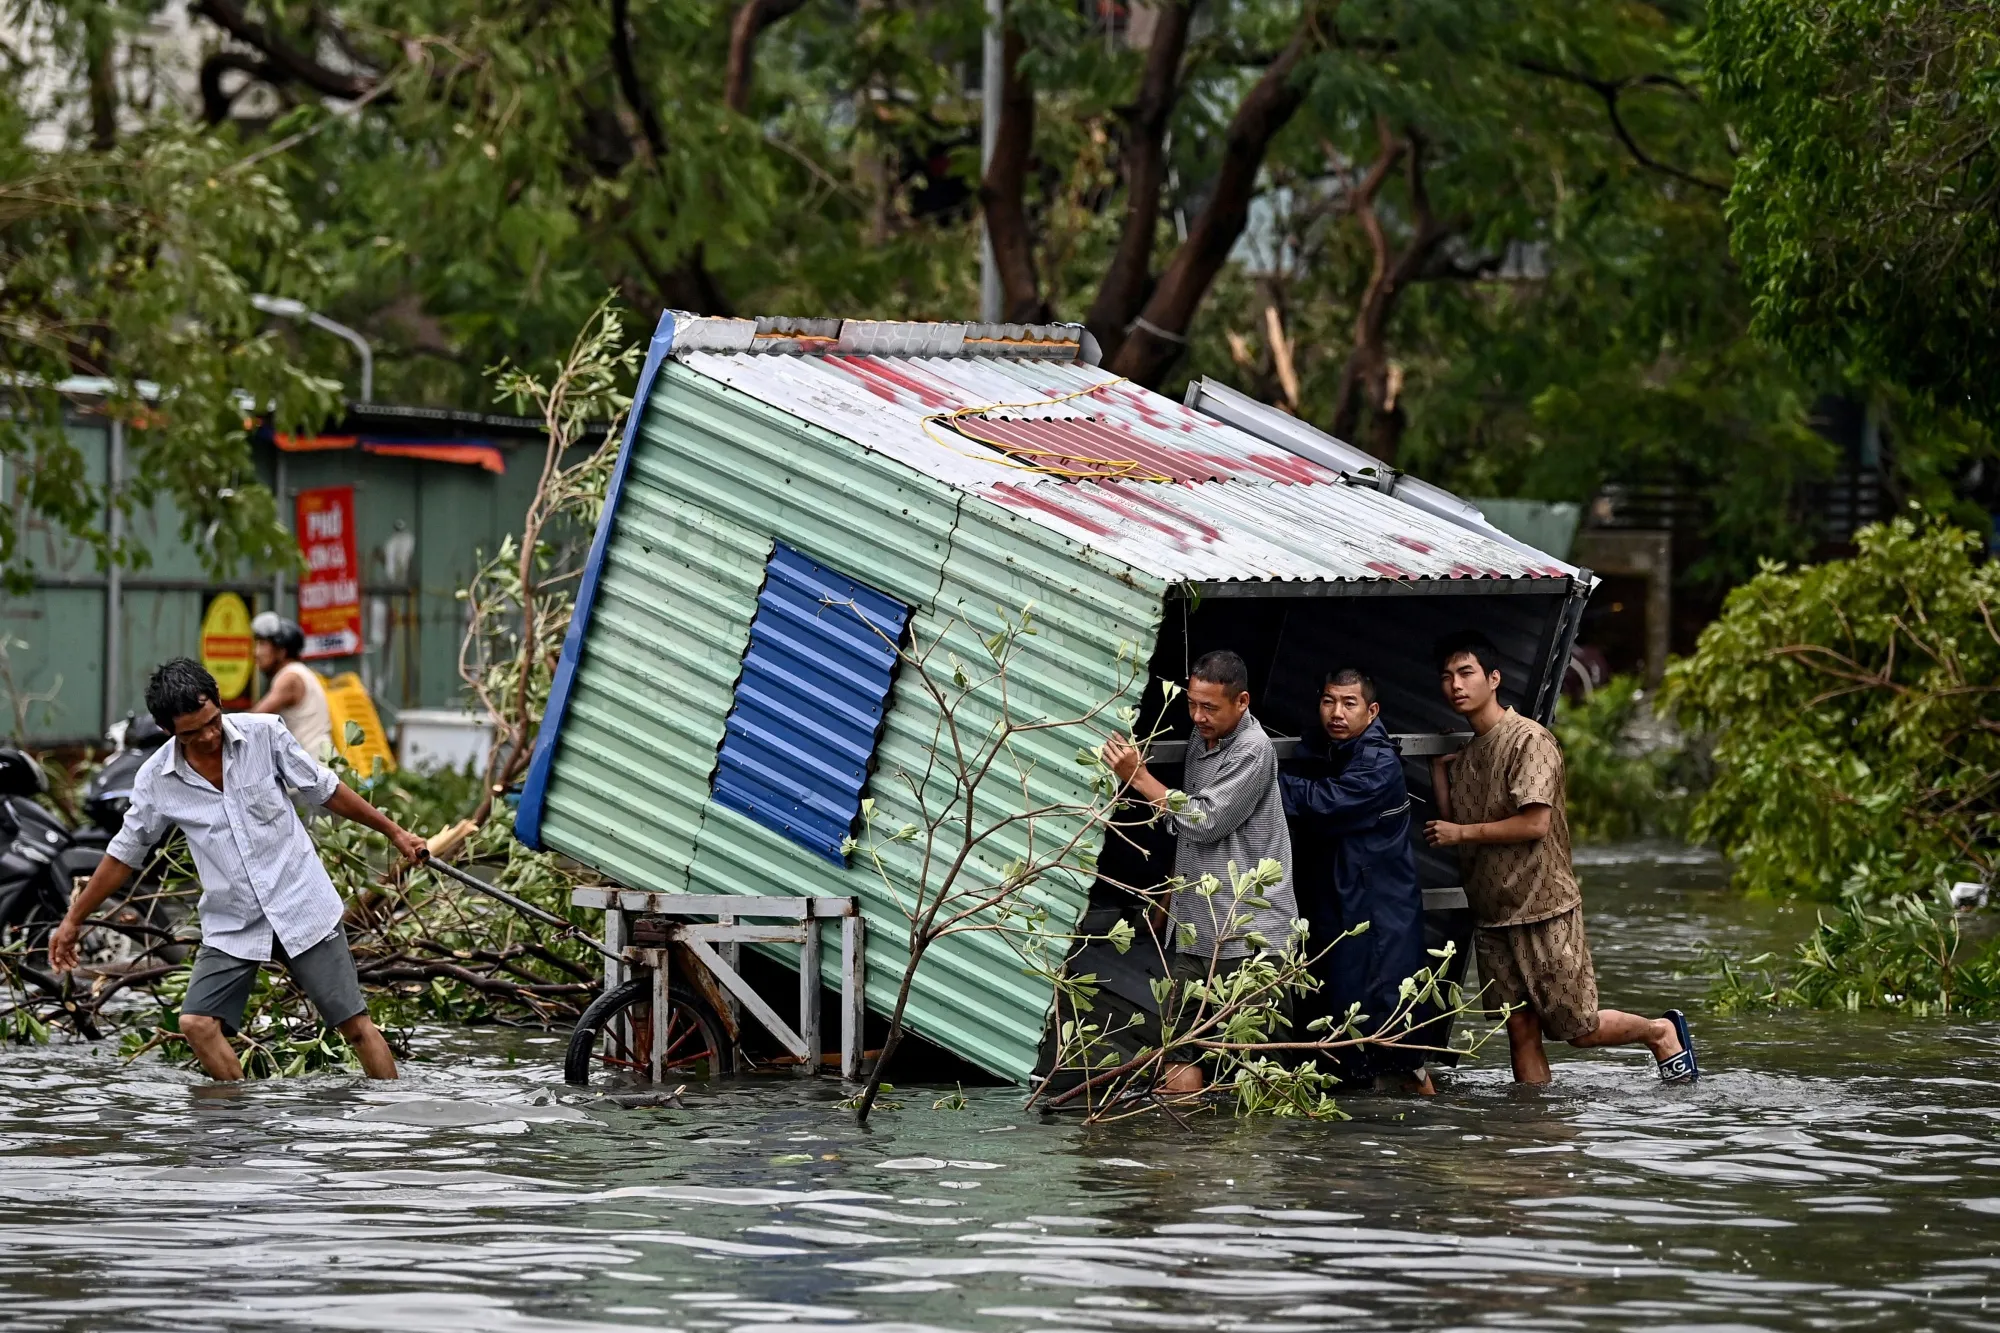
[917,377,1173,482]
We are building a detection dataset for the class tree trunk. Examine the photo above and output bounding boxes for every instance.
[855,933,929,1123]
[1085,0,1198,358]
[1328,128,1449,466]
[603,0,734,317]
[85,10,118,151]
[1104,23,1315,387]
[1331,347,1410,463]
[610,0,668,161]
[726,0,809,114]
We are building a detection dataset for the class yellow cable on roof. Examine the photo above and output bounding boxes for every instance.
[918,377,1172,483]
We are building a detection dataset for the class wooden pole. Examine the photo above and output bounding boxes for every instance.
[841,914,865,1080]
[603,908,629,1061]
[718,913,740,1068]
[799,914,822,1075]
[649,947,671,1084]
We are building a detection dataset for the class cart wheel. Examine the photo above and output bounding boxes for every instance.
[564,975,734,1086]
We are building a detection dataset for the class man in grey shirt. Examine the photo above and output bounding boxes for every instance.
[1101,649,1298,977]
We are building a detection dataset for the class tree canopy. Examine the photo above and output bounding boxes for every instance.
[0,0,1913,590]
[1708,0,2000,426]
[1668,520,2000,900]
[0,99,338,587]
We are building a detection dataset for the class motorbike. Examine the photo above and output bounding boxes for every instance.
[0,717,184,971]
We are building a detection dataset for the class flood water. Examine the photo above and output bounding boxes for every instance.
[6,847,2000,1331]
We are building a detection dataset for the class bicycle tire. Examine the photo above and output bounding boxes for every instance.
[564,974,734,1087]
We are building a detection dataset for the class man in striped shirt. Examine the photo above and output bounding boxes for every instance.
[1102,650,1296,1089]
[50,658,428,1081]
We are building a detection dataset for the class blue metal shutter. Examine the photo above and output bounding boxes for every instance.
[712,543,912,862]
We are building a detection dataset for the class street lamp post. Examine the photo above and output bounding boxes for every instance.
[251,294,375,619]
[250,293,374,405]
[979,0,1003,324]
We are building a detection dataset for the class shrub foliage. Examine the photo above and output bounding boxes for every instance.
[1668,520,2000,1018]
[1667,520,2000,900]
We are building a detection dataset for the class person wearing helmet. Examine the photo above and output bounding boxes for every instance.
[251,612,334,757]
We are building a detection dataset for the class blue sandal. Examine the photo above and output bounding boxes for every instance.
[1657,1009,1699,1084]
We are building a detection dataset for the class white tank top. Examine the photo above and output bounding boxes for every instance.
[277,661,335,758]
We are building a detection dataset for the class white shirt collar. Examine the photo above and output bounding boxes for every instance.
[166,713,247,778]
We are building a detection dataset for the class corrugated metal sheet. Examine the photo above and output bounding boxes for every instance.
[669,315,1098,361]
[679,348,1567,590]
[526,350,1164,1083]
[712,544,911,863]
[1185,377,1587,580]
[985,475,1572,583]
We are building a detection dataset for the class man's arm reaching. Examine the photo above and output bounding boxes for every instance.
[268,721,425,861]
[1099,732,1273,843]
[1102,734,1171,807]
[1164,743,1270,846]
[1429,753,1457,822]
[52,766,173,971]
[1424,803,1551,848]
[49,855,137,971]
[323,782,428,864]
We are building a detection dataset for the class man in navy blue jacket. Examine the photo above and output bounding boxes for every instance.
[1281,669,1434,1093]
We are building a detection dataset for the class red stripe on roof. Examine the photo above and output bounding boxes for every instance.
[1061,483,1196,548]
[826,355,964,409]
[988,482,1117,536]
[965,418,1218,483]
[1101,482,1226,542]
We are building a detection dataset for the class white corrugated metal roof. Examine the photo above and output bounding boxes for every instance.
[673,317,1575,589]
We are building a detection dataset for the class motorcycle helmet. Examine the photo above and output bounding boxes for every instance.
[251,611,307,659]
[0,748,48,797]
[125,711,167,750]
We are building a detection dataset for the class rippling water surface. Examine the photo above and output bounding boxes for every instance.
[6,848,2000,1331]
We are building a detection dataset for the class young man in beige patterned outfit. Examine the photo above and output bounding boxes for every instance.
[1423,632,1697,1085]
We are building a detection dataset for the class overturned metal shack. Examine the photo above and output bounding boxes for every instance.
[513,314,1590,1085]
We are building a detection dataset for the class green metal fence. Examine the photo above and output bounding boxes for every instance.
[2,418,550,745]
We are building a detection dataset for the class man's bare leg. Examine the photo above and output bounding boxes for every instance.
[1571,1009,1681,1063]
[1506,1008,1553,1085]
[337,1013,399,1080]
[178,1013,245,1081]
[1369,1059,1438,1095]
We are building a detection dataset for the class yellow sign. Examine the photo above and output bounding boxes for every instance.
[323,672,397,776]
[198,593,254,700]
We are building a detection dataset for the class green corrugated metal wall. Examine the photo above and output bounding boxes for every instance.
[534,361,1166,1082]
[4,420,551,745]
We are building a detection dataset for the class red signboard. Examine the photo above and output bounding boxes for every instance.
[295,486,362,659]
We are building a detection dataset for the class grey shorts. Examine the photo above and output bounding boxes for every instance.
[182,929,368,1035]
